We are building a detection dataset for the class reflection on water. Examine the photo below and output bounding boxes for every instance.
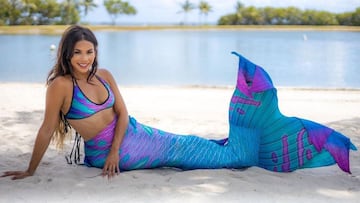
[0,30,359,88]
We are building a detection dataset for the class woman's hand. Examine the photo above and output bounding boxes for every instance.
[1,170,33,180]
[102,151,120,179]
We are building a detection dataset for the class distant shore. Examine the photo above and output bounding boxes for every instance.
[1,25,359,35]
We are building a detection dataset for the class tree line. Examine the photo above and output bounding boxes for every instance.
[0,0,136,25]
[219,2,360,26]
[0,0,359,26]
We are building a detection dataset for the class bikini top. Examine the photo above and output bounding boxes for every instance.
[64,75,115,120]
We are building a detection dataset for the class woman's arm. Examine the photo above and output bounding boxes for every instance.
[99,69,129,178]
[1,78,67,180]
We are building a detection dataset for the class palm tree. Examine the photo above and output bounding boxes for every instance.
[178,0,195,25]
[121,2,137,15]
[80,0,97,20]
[198,1,212,25]
[235,1,245,24]
[61,0,81,25]
[235,1,245,13]
[104,0,136,25]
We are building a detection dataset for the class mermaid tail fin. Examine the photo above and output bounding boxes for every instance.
[229,52,357,173]
[299,120,357,172]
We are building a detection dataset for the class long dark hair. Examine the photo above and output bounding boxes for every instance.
[48,25,99,148]
[47,25,99,84]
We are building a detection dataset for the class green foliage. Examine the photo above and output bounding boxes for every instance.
[104,0,136,25]
[59,0,80,25]
[198,1,212,24]
[337,12,354,25]
[218,13,238,25]
[240,6,263,25]
[285,7,302,25]
[36,0,61,25]
[0,0,79,25]
[302,10,338,25]
[0,0,9,25]
[81,0,97,17]
[179,0,196,13]
[199,1,212,16]
[352,7,360,26]
[5,0,22,25]
[178,0,196,25]
[335,7,360,26]
[0,0,136,25]
[218,3,359,26]
[0,0,101,25]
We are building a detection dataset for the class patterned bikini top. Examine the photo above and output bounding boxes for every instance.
[64,75,115,120]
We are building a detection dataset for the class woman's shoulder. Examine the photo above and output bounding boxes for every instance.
[96,68,115,82]
[47,75,73,91]
[97,68,112,78]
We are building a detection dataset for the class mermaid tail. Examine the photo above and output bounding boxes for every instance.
[84,116,259,170]
[82,52,356,173]
[229,52,357,173]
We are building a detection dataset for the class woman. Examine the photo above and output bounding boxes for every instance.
[2,25,356,180]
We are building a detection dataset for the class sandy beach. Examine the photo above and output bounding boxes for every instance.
[0,83,359,203]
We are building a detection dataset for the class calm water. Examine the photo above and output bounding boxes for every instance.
[0,30,359,88]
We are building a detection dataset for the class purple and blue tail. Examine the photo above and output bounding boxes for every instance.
[83,51,356,174]
[229,52,357,173]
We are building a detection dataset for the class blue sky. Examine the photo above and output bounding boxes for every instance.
[86,0,360,24]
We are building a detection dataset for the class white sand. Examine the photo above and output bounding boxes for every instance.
[0,83,359,203]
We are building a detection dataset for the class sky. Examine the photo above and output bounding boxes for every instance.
[86,0,360,24]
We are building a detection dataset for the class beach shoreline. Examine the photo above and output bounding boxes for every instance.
[1,25,360,35]
[0,83,359,202]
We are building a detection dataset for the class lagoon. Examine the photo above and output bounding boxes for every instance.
[0,30,359,88]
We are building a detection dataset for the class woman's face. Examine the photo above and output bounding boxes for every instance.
[70,40,96,76]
